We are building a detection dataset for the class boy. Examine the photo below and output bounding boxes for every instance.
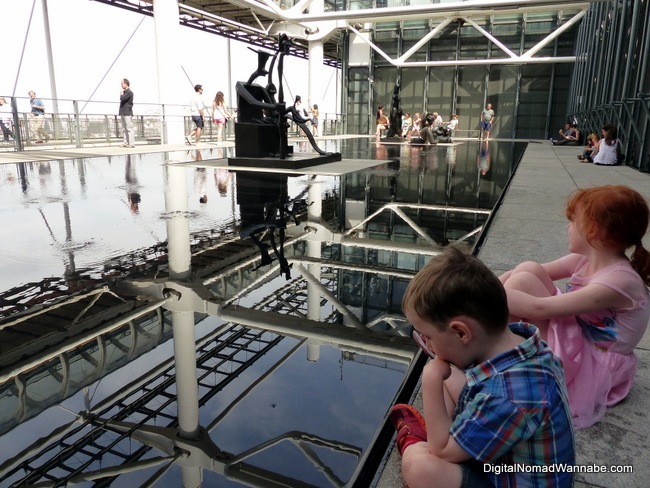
[391,246,574,488]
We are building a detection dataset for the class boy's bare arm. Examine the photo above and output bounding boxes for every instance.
[421,358,472,463]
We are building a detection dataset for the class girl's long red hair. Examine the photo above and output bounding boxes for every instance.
[566,185,650,285]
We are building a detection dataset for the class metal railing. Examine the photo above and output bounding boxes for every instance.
[0,96,347,151]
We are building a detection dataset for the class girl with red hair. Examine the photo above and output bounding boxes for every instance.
[500,185,650,428]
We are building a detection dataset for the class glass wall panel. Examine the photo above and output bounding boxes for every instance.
[518,64,552,138]
[430,35,458,62]
[402,37,428,61]
[456,67,486,136]
[347,67,370,134]
[427,67,456,117]
[400,68,426,117]
[488,65,519,139]
[373,67,399,127]
[491,22,522,54]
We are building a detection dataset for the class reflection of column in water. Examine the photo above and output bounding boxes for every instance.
[446,145,457,173]
[164,163,200,447]
[165,164,192,278]
[307,176,323,362]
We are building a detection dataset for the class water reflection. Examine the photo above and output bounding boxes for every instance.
[0,139,525,486]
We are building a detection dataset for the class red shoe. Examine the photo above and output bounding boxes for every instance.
[389,404,427,455]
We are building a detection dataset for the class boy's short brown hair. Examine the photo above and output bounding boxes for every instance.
[402,246,509,334]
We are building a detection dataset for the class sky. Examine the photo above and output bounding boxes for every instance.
[1,0,340,115]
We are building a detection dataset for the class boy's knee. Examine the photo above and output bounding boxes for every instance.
[401,445,462,487]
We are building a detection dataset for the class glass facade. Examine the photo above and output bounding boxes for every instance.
[568,0,650,171]
[345,9,580,140]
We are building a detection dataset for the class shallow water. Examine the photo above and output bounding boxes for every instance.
[0,138,524,486]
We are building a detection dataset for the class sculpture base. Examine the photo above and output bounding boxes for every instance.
[228,152,342,169]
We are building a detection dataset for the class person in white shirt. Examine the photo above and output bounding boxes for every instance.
[186,84,208,145]
[591,124,621,165]
[447,114,459,132]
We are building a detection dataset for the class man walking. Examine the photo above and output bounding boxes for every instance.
[119,78,135,148]
[186,84,207,145]
[28,90,49,143]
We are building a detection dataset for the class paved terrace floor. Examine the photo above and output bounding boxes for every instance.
[377,141,650,488]
[2,138,647,487]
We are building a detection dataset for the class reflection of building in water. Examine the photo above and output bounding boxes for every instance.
[0,141,524,486]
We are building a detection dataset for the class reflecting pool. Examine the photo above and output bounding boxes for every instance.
[0,137,525,486]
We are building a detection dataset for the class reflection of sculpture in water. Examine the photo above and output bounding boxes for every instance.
[236,172,308,279]
[233,34,330,159]
[477,139,491,176]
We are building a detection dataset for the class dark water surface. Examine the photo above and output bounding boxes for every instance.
[0,138,524,487]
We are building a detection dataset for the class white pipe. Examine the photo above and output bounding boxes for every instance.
[524,10,588,58]
[228,0,597,24]
[465,18,519,59]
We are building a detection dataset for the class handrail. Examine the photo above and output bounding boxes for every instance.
[0,95,346,150]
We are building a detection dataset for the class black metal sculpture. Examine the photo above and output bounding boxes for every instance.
[231,34,338,167]
[385,82,403,139]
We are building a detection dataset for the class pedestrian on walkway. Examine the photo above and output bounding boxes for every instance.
[211,91,232,145]
[480,102,495,140]
[500,185,650,429]
[0,97,14,142]
[28,90,49,143]
[119,78,135,148]
[187,84,207,145]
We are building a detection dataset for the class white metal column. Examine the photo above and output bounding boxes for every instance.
[154,0,185,144]
[307,0,324,111]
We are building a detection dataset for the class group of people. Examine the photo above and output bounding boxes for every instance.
[375,105,459,143]
[185,84,234,146]
[374,102,496,142]
[550,121,623,166]
[551,122,581,146]
[390,183,650,487]
[577,124,621,165]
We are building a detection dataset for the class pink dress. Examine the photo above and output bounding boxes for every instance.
[547,255,649,429]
